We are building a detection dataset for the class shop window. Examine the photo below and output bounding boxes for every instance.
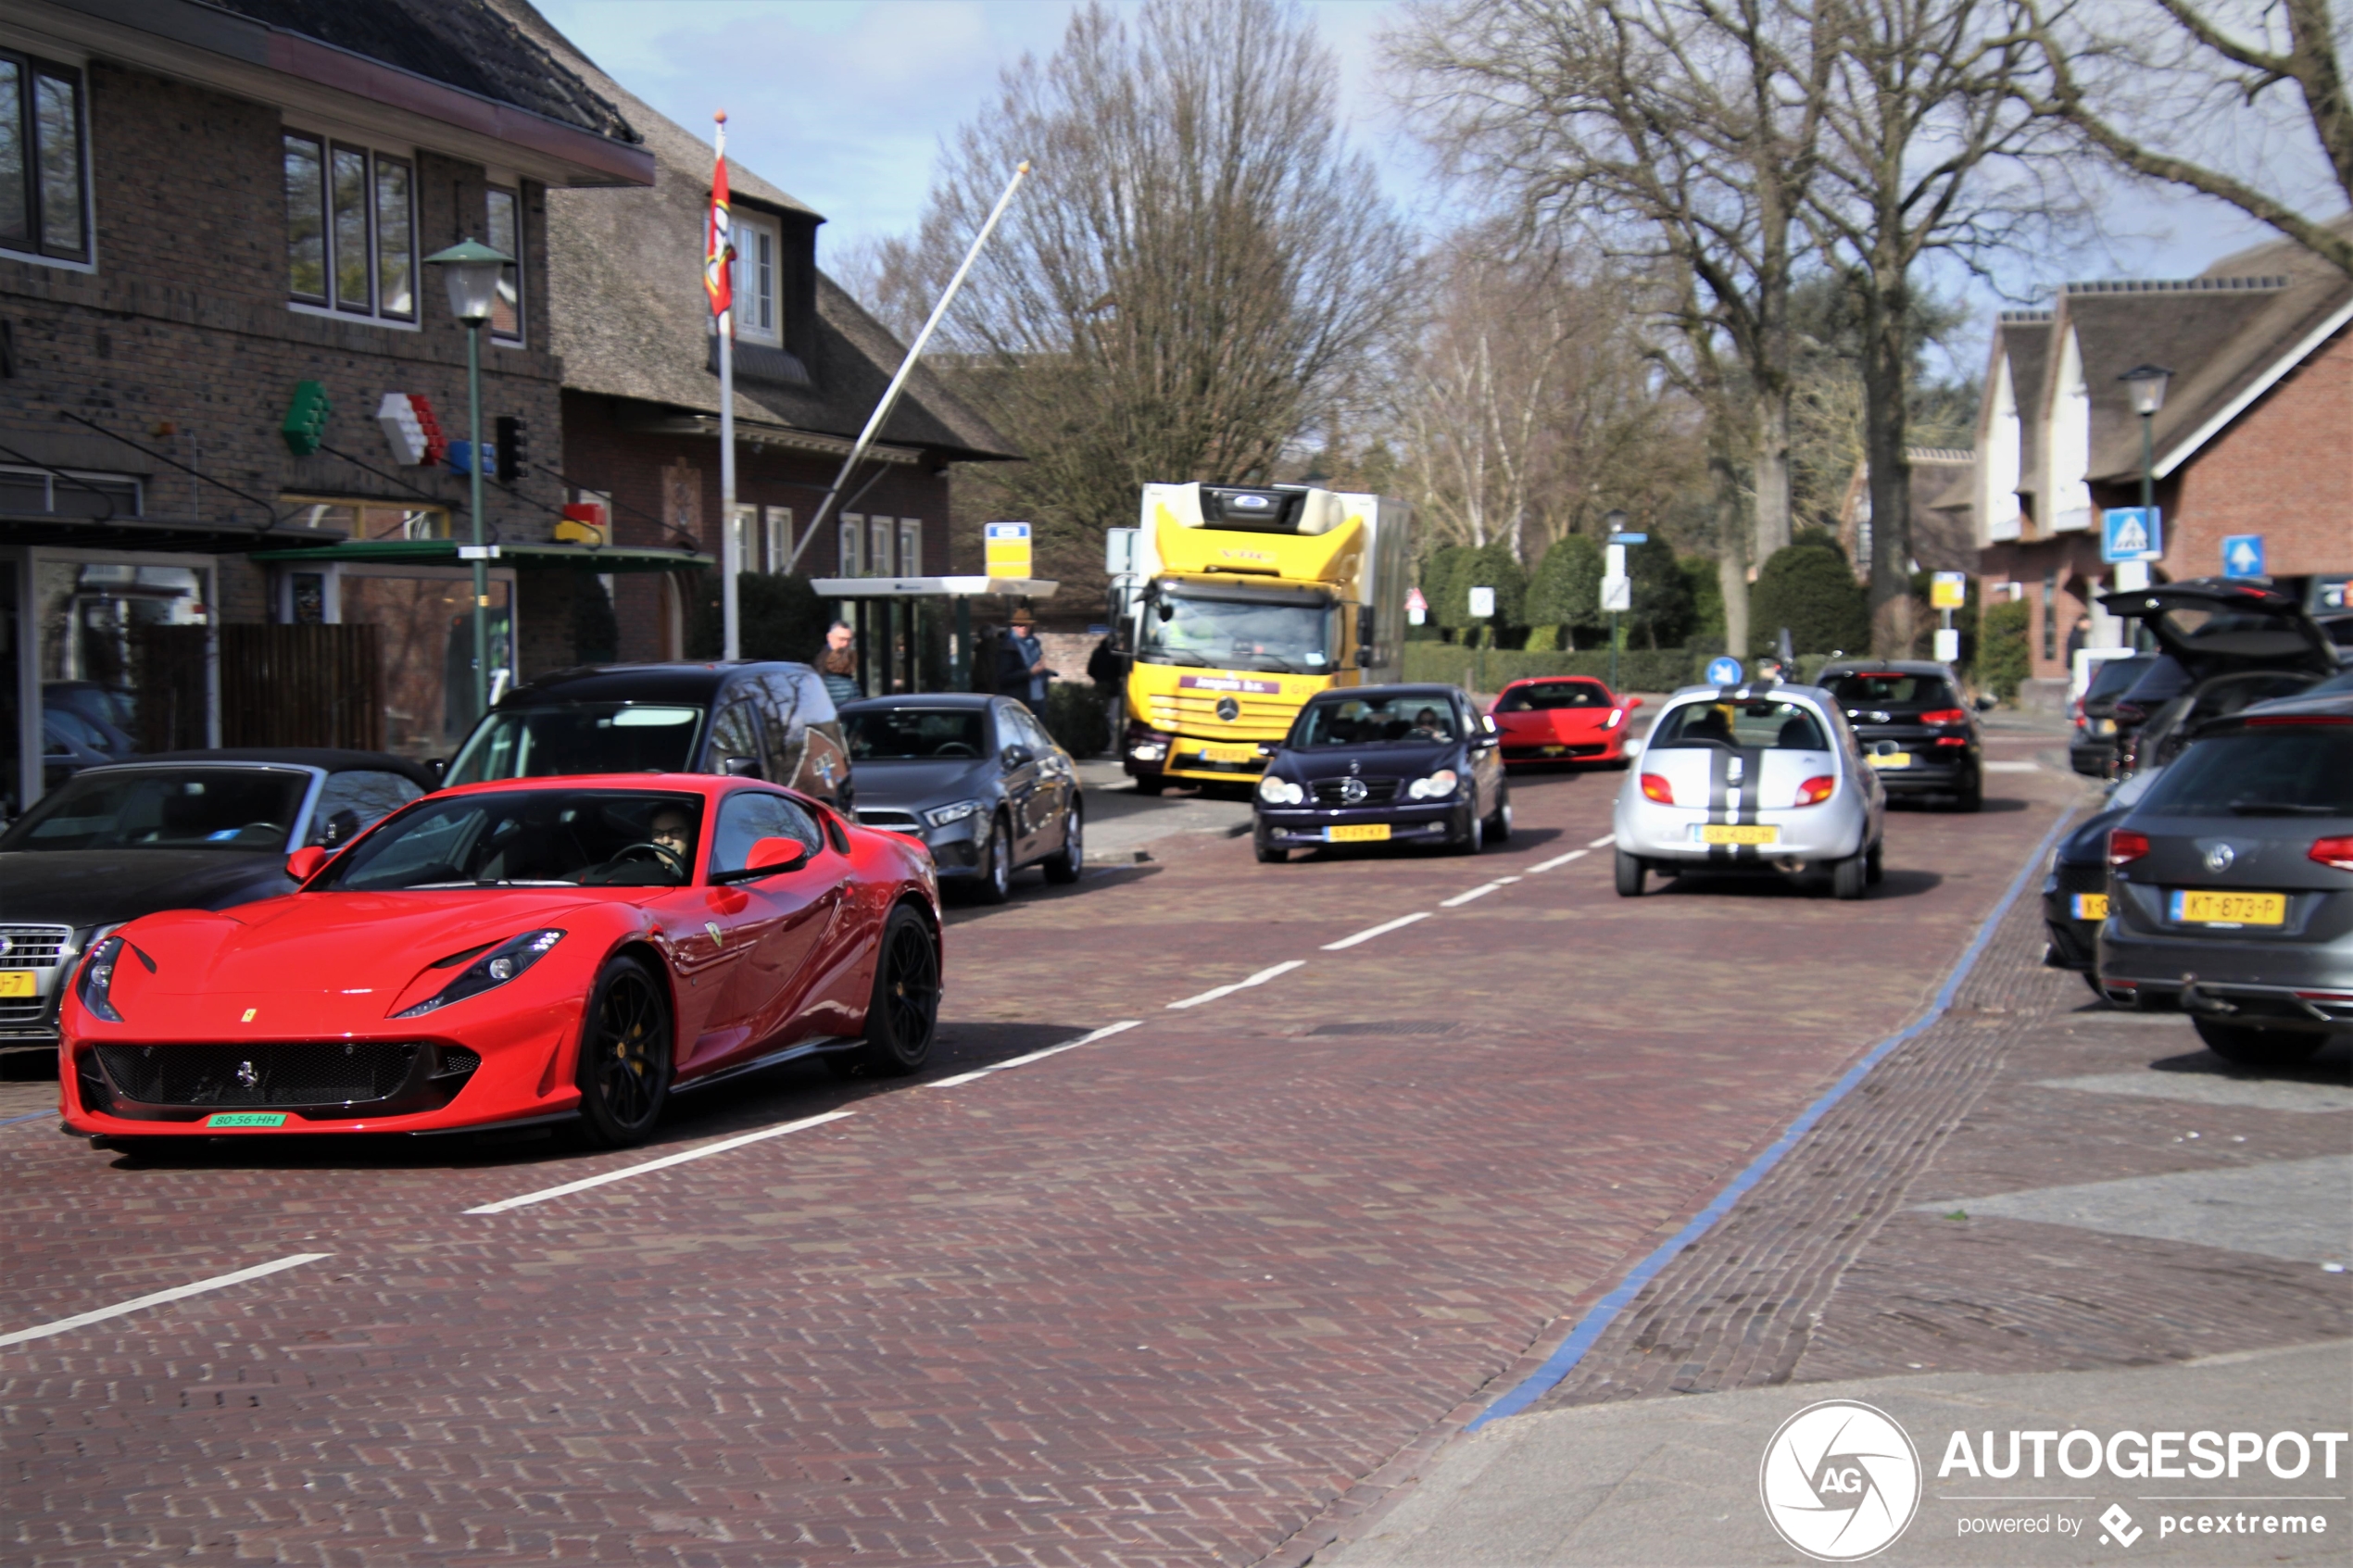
[0,51,89,265]
[485,183,523,344]
[285,499,447,540]
[34,559,211,789]
[340,571,512,759]
[284,132,416,322]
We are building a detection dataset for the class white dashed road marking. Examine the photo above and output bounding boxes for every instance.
[1321,912,1432,951]
[1,1252,332,1349]
[1167,960,1306,1011]
[1526,849,1589,873]
[927,1021,1145,1086]
[1589,834,1617,848]
[1440,877,1520,908]
[464,1110,856,1215]
[1983,760,2041,772]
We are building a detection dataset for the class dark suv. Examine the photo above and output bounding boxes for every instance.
[1818,661,1982,810]
[446,662,850,807]
[2068,654,2156,777]
[2097,694,2353,1064]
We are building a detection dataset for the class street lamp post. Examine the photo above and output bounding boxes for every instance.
[426,238,515,720]
[2115,363,2173,602]
[1604,508,1629,693]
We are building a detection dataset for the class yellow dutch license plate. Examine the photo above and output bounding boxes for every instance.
[1867,752,1913,769]
[1696,823,1780,846]
[1197,743,1258,763]
[0,972,34,998]
[2171,890,2286,926]
[2070,893,2109,921]
[1326,822,1391,843]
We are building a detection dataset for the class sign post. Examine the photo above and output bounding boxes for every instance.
[1930,571,1967,667]
[1603,533,1642,692]
[1405,585,1428,627]
[1467,585,1494,691]
[984,521,1033,580]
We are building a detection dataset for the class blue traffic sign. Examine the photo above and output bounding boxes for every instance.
[2101,507,2161,563]
[2221,534,2266,579]
[1705,656,1743,687]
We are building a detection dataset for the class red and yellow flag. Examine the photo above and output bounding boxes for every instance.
[704,116,732,320]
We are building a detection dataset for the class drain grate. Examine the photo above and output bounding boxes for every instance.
[1308,1021,1455,1037]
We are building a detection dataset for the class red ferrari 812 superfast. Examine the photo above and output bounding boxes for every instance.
[57,775,940,1149]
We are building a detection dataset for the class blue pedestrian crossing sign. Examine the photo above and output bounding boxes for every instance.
[2221,534,2266,579]
[2101,507,2161,563]
[1706,656,1743,686]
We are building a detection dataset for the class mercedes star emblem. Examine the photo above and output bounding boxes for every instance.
[1340,776,1368,804]
[2206,844,2235,873]
[1215,696,1240,722]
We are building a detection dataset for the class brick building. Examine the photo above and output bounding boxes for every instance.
[0,0,655,814]
[493,2,1018,676]
[1973,222,2353,687]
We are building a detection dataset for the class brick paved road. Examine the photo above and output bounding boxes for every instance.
[6,733,2086,1565]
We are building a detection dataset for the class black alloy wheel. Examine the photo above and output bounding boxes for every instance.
[1042,798,1084,884]
[1952,766,1983,813]
[1450,802,1485,856]
[1485,789,1514,843]
[574,955,673,1148]
[974,813,1013,905]
[844,905,941,1076]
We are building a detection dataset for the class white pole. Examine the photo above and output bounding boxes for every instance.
[784,160,1029,573]
[717,114,740,661]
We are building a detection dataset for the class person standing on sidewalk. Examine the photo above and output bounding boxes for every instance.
[815,621,861,709]
[996,608,1053,714]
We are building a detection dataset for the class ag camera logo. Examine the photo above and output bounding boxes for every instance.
[1760,1399,1922,1561]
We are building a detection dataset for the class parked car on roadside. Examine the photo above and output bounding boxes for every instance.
[1817,660,1984,810]
[2096,693,2353,1064]
[2100,578,2342,781]
[2068,654,2157,777]
[837,694,1082,903]
[1489,676,1642,768]
[0,749,434,1060]
[1252,684,1509,861]
[445,662,850,809]
[1611,682,1884,899]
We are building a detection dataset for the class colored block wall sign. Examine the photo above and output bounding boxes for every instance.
[2221,534,2265,579]
[282,380,332,456]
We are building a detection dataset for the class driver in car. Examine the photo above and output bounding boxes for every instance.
[1409,707,1450,741]
[648,808,695,870]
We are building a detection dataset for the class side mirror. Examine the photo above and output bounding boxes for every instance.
[1003,744,1035,769]
[1353,646,1374,668]
[1625,696,1644,711]
[424,758,447,780]
[1155,602,1174,623]
[746,835,809,873]
[721,755,763,779]
[321,808,362,847]
[284,845,329,883]
[1975,694,1996,711]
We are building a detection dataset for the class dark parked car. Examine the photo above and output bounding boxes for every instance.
[2068,654,2157,777]
[446,662,849,808]
[0,749,434,1059]
[837,694,1081,903]
[1252,684,1509,861]
[2097,693,2353,1065]
[1817,660,1983,810]
[2099,578,2341,781]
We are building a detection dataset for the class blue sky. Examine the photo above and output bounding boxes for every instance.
[534,0,2299,323]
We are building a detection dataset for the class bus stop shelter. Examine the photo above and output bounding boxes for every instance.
[809,575,1060,697]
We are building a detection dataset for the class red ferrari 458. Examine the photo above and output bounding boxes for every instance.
[1490,677,1642,767]
[57,775,941,1149]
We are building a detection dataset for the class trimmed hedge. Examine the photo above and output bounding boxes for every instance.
[1403,643,1702,694]
[1978,597,2032,701]
[1041,680,1115,758]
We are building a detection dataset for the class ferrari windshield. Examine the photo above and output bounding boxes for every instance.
[324,790,707,890]
[1292,694,1462,747]
[1139,593,1336,674]
[0,768,309,852]
[845,709,988,761]
[1496,682,1611,712]
[446,704,703,784]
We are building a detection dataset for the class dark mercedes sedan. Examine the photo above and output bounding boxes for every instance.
[0,749,434,1061]
[1818,660,1983,810]
[1252,684,1510,861]
[837,695,1082,903]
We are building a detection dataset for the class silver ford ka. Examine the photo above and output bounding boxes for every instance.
[1611,682,1885,899]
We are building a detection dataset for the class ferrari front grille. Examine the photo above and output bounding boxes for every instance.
[96,1041,427,1108]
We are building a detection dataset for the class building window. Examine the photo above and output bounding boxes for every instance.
[839,513,863,576]
[2042,570,2058,661]
[762,507,793,572]
[869,516,894,578]
[485,183,523,343]
[284,132,415,322]
[0,51,90,264]
[284,498,447,540]
[0,465,139,517]
[730,211,780,346]
[897,520,922,578]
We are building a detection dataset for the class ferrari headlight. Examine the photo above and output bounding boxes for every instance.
[925,799,986,828]
[395,928,563,1018]
[1257,775,1305,805]
[76,935,127,1022]
[1407,769,1461,800]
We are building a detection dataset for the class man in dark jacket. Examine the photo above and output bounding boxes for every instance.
[996,609,1052,711]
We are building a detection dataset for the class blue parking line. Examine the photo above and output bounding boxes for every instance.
[1,1109,57,1129]
[1467,804,2079,1429]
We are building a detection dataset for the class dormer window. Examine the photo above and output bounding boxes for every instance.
[731,210,780,346]
[1984,355,2022,542]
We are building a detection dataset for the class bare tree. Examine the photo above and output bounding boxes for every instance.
[2020,0,2352,278]
[1392,0,1835,589]
[869,0,1414,561]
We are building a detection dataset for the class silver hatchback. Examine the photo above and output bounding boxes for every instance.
[1612,683,1885,899]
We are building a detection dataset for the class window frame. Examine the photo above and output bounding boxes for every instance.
[729,209,781,346]
[897,519,922,579]
[484,182,524,345]
[283,128,418,328]
[761,507,793,574]
[839,512,863,576]
[0,47,94,268]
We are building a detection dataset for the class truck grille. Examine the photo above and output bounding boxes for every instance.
[1148,693,1294,740]
[94,1041,429,1108]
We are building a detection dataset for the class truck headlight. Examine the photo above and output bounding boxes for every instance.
[1257,775,1304,806]
[1406,769,1460,800]
[925,799,985,828]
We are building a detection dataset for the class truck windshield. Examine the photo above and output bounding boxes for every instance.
[446,704,704,784]
[1140,594,1334,674]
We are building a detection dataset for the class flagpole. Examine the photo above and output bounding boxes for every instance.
[715,111,740,662]
[783,160,1029,574]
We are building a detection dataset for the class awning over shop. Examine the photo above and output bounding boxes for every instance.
[0,512,349,552]
[809,576,1059,597]
[249,539,715,572]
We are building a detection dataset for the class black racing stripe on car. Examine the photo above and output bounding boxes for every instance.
[1732,746,1765,862]
[1705,744,1732,865]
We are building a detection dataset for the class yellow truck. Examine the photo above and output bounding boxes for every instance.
[1119,483,1411,793]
